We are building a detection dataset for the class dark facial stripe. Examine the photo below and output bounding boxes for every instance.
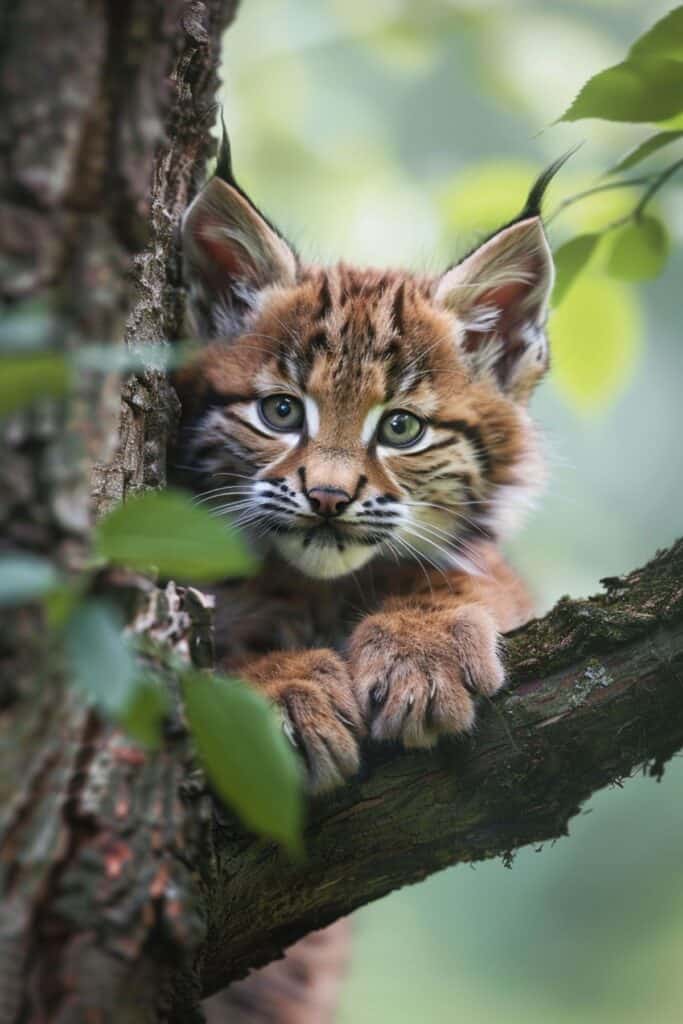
[308,330,329,354]
[204,388,257,408]
[398,436,459,458]
[423,459,455,474]
[300,329,330,384]
[351,474,368,504]
[222,410,276,441]
[431,418,492,475]
[260,489,299,508]
[260,501,295,514]
[318,276,332,318]
[391,282,405,335]
[353,507,400,518]
[382,340,403,398]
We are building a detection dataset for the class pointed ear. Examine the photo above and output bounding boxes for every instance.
[182,176,297,339]
[435,217,554,402]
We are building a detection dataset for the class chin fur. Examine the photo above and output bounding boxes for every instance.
[273,534,377,579]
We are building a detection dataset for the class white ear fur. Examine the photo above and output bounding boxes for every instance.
[435,218,554,401]
[182,177,296,339]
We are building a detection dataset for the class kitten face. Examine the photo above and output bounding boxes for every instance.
[178,153,557,579]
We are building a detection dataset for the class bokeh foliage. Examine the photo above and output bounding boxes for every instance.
[217,3,683,1021]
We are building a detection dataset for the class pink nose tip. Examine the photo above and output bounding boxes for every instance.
[307,487,351,518]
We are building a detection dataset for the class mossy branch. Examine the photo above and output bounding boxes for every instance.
[197,538,683,997]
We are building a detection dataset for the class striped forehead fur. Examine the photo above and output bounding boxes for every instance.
[241,266,436,400]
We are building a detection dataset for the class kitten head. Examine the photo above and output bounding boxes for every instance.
[177,141,564,579]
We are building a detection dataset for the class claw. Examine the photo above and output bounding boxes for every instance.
[462,665,478,695]
[334,707,358,732]
[280,705,299,748]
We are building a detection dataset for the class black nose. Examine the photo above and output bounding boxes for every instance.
[306,487,351,518]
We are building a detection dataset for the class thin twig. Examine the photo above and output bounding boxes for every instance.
[633,156,683,220]
[546,175,654,225]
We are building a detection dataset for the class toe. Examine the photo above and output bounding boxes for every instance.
[451,606,506,697]
[427,671,476,735]
[370,663,430,744]
[276,682,361,793]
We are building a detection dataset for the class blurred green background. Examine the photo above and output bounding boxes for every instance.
[219,2,683,1021]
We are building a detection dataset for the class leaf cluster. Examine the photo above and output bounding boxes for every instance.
[554,8,683,306]
[0,486,303,855]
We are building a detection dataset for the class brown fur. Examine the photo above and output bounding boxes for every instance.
[175,246,549,786]
[179,159,558,1024]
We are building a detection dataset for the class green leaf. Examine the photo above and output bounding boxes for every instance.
[608,131,683,173]
[550,274,641,413]
[94,489,256,582]
[630,7,683,63]
[658,110,683,129]
[606,216,670,281]
[118,679,168,749]
[0,353,69,414]
[560,57,683,124]
[552,234,601,307]
[65,600,138,713]
[0,554,60,606]
[183,671,304,854]
[44,581,87,629]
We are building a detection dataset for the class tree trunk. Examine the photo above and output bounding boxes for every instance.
[0,2,237,1020]
[1,4,682,1023]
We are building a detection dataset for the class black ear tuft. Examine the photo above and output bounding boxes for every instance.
[518,144,582,220]
[215,110,238,188]
[212,115,292,245]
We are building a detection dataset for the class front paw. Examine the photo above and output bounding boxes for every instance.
[242,649,364,793]
[348,605,505,748]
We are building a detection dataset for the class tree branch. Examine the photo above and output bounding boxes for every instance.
[197,538,683,998]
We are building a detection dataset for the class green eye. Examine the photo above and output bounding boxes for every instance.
[259,394,305,432]
[378,410,425,448]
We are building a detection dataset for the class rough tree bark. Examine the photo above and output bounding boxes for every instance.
[1,4,682,1023]
[0,2,238,1020]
